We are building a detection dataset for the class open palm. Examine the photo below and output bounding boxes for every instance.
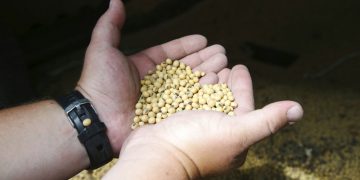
[76,0,228,153]
[113,65,303,179]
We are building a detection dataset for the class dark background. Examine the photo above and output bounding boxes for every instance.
[1,0,359,105]
[1,0,359,179]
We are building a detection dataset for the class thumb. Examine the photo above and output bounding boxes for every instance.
[233,101,303,147]
[90,0,126,48]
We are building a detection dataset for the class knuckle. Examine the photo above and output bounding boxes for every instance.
[214,53,228,66]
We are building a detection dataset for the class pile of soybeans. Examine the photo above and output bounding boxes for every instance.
[131,58,237,129]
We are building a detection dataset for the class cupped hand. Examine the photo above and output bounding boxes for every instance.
[109,65,304,179]
[76,0,228,153]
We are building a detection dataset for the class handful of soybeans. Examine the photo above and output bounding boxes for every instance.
[132,59,237,129]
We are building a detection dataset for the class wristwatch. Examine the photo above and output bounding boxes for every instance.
[56,91,113,169]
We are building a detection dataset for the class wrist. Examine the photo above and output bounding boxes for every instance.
[74,86,115,144]
[105,146,190,180]
[55,91,113,169]
[44,100,91,177]
[105,135,200,180]
[75,85,132,154]
[50,100,90,164]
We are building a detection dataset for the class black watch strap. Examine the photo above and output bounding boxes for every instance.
[56,91,113,169]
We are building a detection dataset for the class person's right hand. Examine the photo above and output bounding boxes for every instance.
[104,65,304,179]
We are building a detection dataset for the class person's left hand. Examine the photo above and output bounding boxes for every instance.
[76,0,228,153]
[103,65,303,180]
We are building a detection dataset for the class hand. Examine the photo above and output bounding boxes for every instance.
[106,65,304,179]
[76,0,228,153]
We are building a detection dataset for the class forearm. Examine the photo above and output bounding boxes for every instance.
[0,100,89,179]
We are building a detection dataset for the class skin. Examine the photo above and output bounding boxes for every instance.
[0,0,303,179]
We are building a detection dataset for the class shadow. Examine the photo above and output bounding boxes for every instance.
[123,0,204,34]
[0,30,34,108]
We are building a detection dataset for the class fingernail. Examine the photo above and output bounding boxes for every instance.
[287,104,303,122]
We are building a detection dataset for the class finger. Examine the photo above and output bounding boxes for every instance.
[89,0,125,48]
[192,53,228,73]
[130,35,207,65]
[217,68,231,83]
[180,44,226,68]
[199,72,219,85]
[228,65,254,115]
[231,101,303,147]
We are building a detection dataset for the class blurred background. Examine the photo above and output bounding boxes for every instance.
[0,0,359,179]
